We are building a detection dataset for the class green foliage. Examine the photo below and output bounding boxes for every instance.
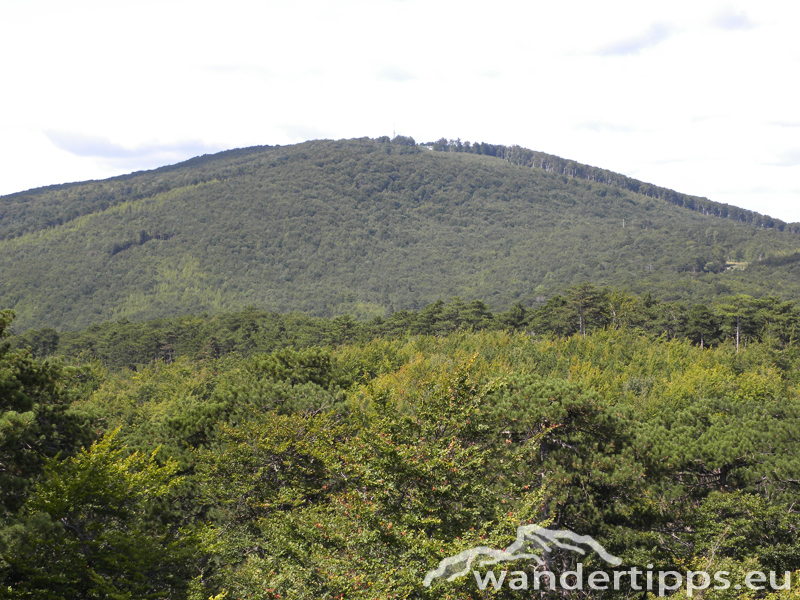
[639,394,800,500]
[689,492,800,572]
[5,298,800,597]
[249,347,339,390]
[0,310,94,517]
[13,285,800,374]
[486,374,643,537]
[192,357,549,599]
[75,349,347,476]
[0,430,199,599]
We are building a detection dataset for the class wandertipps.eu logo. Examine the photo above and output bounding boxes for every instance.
[423,525,792,596]
[423,524,621,589]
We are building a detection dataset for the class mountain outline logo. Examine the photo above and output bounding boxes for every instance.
[423,525,622,587]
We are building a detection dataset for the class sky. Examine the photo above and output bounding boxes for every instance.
[2,0,800,222]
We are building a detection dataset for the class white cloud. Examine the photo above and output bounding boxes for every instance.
[595,22,676,56]
[376,66,418,82]
[768,149,800,168]
[44,131,225,171]
[710,6,756,30]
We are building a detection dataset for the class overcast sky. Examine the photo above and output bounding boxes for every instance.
[2,0,799,222]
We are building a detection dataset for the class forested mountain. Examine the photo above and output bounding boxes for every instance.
[5,138,800,598]
[2,136,800,332]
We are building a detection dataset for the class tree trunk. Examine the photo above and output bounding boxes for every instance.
[736,314,740,353]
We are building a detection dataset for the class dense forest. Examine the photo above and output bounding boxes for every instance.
[2,283,800,598]
[3,136,800,333]
[423,137,796,231]
[3,137,800,598]
[8,285,800,369]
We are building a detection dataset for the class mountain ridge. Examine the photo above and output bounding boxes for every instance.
[422,137,798,231]
[2,136,800,332]
[3,137,795,241]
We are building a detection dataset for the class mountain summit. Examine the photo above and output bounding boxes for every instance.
[2,137,799,331]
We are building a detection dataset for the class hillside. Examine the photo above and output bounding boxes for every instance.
[2,136,800,332]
